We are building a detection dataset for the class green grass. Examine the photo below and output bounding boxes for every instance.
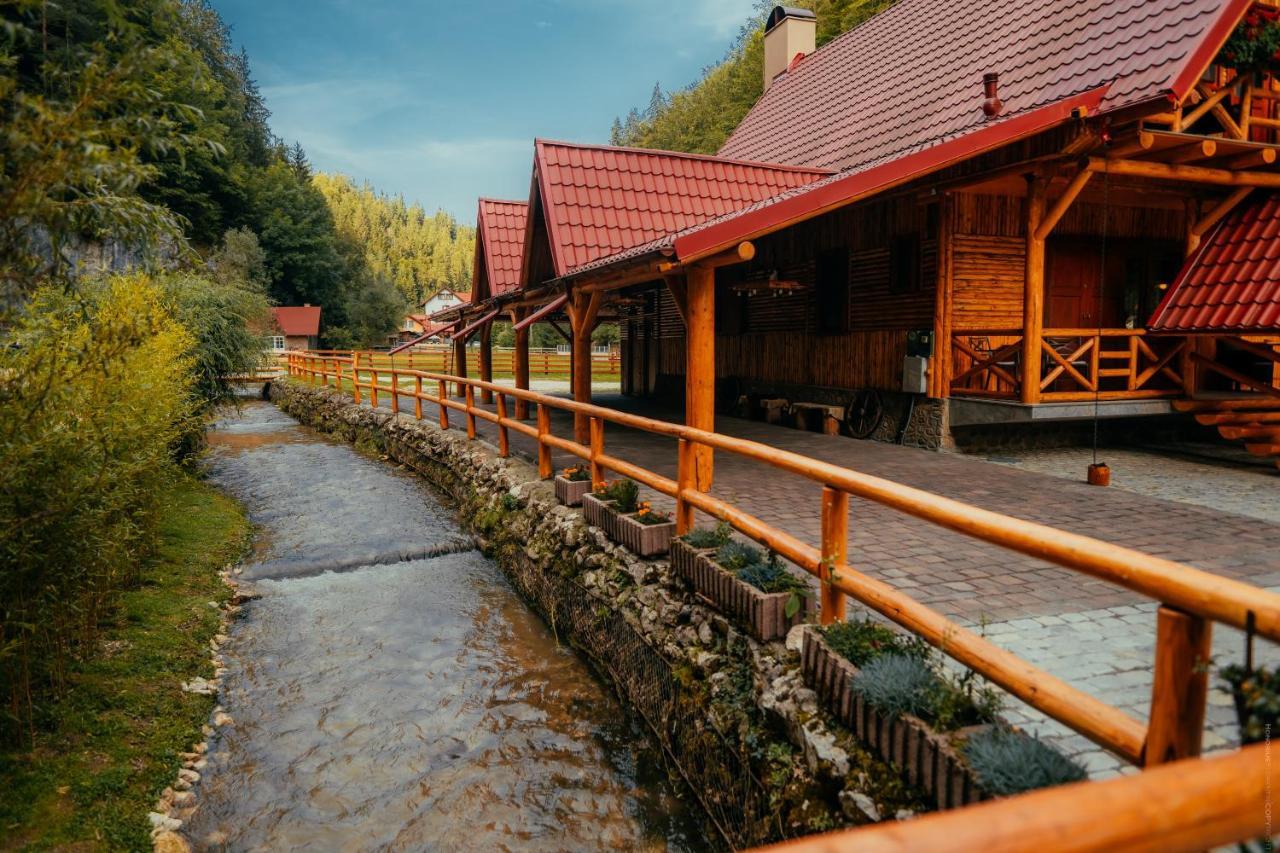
[0,473,250,851]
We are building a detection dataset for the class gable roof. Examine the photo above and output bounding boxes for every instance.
[1149,193,1280,334]
[720,0,1250,173]
[526,139,830,279]
[474,198,528,299]
[271,305,321,337]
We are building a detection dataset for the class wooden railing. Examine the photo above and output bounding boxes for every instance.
[311,346,620,380]
[749,740,1277,852]
[288,350,1280,776]
[950,329,1188,402]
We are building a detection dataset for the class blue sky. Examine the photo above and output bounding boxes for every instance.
[212,0,758,223]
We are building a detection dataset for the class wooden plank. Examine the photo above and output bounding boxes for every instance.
[1144,605,1212,766]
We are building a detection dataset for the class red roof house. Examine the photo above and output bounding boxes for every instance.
[270,305,321,351]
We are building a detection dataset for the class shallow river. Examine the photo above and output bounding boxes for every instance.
[186,401,701,851]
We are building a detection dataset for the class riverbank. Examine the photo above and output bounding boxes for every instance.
[0,474,249,851]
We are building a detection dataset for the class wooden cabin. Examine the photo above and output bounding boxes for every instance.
[444,0,1280,458]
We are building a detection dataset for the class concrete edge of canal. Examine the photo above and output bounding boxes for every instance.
[269,380,928,847]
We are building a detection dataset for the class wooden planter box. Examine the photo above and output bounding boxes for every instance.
[581,492,618,538]
[800,627,990,810]
[670,540,813,642]
[614,512,676,557]
[554,474,592,507]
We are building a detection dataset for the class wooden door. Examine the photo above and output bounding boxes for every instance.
[1046,238,1100,328]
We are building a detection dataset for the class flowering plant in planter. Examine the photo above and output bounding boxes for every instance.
[632,501,671,526]
[596,478,639,513]
[735,550,810,619]
[554,465,594,506]
[1220,6,1280,78]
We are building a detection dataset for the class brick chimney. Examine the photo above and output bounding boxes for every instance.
[763,6,816,92]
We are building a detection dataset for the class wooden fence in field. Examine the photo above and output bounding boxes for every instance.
[308,346,620,380]
[288,350,1278,851]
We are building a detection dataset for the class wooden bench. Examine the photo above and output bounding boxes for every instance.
[790,402,843,436]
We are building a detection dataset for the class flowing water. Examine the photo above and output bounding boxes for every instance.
[186,401,702,851]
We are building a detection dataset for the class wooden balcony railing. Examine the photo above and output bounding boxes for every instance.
[288,350,1280,798]
[950,329,1188,402]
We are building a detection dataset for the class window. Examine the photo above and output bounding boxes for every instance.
[889,233,921,294]
[269,335,286,351]
[815,248,850,334]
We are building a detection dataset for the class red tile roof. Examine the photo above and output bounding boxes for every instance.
[1149,193,1280,333]
[271,306,321,337]
[475,199,528,297]
[531,139,830,277]
[720,0,1249,172]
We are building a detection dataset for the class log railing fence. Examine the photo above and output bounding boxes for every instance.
[309,346,621,379]
[288,351,1277,845]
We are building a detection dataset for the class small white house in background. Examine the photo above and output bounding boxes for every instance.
[398,288,471,344]
[421,288,470,317]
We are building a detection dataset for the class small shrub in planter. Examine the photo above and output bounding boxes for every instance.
[1221,663,1280,745]
[677,538,813,642]
[581,479,640,541]
[614,501,677,557]
[670,522,732,579]
[962,727,1087,796]
[581,491,617,536]
[554,465,593,507]
[802,624,1033,810]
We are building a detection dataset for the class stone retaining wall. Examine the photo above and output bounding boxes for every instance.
[271,381,925,848]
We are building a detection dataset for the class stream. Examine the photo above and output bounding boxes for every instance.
[184,400,702,851]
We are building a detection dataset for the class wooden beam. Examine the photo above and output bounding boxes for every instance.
[478,323,493,403]
[1181,81,1236,129]
[452,335,467,399]
[509,307,530,420]
[931,193,954,398]
[699,240,755,269]
[1196,82,1246,140]
[1221,147,1277,169]
[1192,188,1252,238]
[1088,157,1280,188]
[665,274,689,326]
[1143,606,1212,766]
[1034,167,1093,241]
[1165,138,1217,164]
[685,264,715,491]
[1106,130,1154,159]
[567,290,603,443]
[1022,174,1048,404]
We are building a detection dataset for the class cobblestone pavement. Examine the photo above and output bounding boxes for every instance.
[361,382,1278,774]
[983,445,1280,524]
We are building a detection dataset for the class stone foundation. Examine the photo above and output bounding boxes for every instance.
[271,380,926,847]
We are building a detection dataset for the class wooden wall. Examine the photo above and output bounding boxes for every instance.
[648,195,938,393]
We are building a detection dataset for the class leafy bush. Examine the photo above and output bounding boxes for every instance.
[850,650,1002,732]
[1221,664,1280,745]
[561,465,592,482]
[821,616,931,667]
[963,728,1087,795]
[681,521,732,548]
[736,552,810,618]
[715,539,763,571]
[1,274,197,742]
[598,479,640,513]
[852,654,940,720]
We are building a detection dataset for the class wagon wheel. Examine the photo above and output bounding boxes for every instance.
[844,389,884,439]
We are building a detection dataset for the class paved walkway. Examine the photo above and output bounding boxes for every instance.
[356,381,1278,776]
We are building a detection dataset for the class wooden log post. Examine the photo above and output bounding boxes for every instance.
[464,384,476,439]
[567,290,602,445]
[820,487,849,625]
[352,353,361,405]
[452,335,467,398]
[1144,604,1213,766]
[536,403,553,479]
[931,193,954,398]
[685,264,715,490]
[479,323,494,404]
[437,380,449,430]
[512,308,530,420]
[495,393,509,457]
[413,375,423,420]
[589,416,605,489]
[675,438,695,535]
[1022,174,1048,405]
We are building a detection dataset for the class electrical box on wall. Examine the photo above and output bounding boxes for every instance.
[906,329,934,358]
[902,356,929,394]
